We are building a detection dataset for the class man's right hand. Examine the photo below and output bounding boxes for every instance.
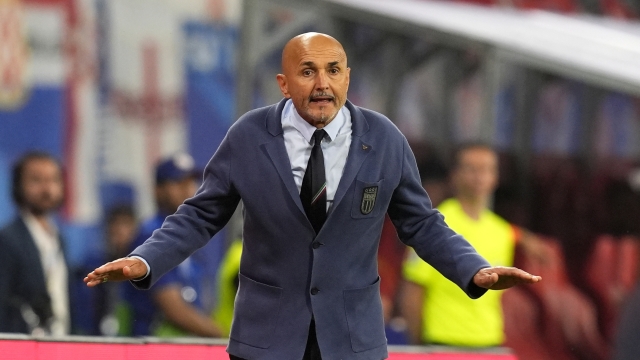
[84,257,147,287]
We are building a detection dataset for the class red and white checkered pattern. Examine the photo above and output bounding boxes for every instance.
[0,0,29,108]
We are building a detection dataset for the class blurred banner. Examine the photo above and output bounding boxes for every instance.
[0,0,240,319]
[0,0,67,225]
[0,0,239,224]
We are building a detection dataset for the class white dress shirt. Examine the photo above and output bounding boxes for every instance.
[281,99,352,211]
[22,211,70,335]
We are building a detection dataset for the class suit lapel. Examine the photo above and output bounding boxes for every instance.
[263,140,307,217]
[14,217,50,292]
[330,101,371,216]
[261,99,372,227]
[262,100,308,219]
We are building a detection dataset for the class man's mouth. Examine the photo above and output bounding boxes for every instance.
[310,96,334,105]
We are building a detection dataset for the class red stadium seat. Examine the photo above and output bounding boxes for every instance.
[585,235,640,339]
[502,288,555,360]
[618,236,639,292]
[513,237,609,360]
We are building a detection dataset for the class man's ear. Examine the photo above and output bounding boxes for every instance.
[276,74,290,98]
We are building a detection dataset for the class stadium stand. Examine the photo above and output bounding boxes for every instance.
[504,237,609,360]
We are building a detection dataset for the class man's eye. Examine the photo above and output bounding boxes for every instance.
[303,70,313,76]
[329,68,339,74]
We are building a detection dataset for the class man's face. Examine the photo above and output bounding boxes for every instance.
[156,177,198,214]
[452,147,498,201]
[21,158,64,216]
[277,34,350,128]
[107,214,137,255]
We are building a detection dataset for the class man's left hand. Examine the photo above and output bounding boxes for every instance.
[473,266,541,290]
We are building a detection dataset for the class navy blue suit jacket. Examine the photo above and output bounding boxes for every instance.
[131,99,490,359]
[0,217,54,333]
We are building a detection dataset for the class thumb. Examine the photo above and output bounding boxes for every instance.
[475,269,499,289]
[122,265,144,279]
[122,265,133,278]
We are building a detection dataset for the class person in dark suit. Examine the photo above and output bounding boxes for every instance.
[85,33,540,360]
[0,152,71,335]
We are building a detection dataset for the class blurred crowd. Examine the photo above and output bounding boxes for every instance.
[1,142,638,360]
[453,0,639,19]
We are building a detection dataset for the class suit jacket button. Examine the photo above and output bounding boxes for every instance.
[312,241,321,249]
[310,288,319,295]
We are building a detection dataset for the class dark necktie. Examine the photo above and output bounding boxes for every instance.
[301,129,327,234]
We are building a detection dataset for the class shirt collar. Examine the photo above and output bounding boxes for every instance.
[283,99,347,143]
[21,210,58,238]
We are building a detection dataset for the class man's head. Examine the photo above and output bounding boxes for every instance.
[450,142,499,203]
[12,151,64,217]
[105,205,137,258]
[276,32,350,128]
[154,153,199,214]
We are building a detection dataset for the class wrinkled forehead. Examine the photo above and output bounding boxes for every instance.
[282,34,347,71]
[24,158,62,175]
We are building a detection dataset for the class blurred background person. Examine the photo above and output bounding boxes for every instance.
[211,237,243,338]
[104,205,138,261]
[400,142,547,347]
[377,145,450,345]
[79,205,138,336]
[0,152,71,335]
[123,153,222,338]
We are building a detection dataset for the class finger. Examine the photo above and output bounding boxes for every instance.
[84,271,103,283]
[494,267,541,281]
[85,277,104,287]
[513,271,541,283]
[90,264,112,276]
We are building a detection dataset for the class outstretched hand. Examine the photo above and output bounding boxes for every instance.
[473,266,541,290]
[84,257,147,287]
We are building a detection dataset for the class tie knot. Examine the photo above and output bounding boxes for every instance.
[312,129,326,146]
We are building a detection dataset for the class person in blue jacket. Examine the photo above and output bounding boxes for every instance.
[123,153,222,338]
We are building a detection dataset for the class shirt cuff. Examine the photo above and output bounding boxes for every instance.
[130,256,150,281]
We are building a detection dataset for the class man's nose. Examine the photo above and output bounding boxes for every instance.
[315,71,329,90]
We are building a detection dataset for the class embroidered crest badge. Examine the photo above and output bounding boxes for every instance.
[360,186,378,215]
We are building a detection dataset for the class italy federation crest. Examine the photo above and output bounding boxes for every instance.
[360,186,378,215]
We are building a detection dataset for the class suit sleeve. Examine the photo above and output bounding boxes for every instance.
[0,235,11,329]
[0,232,53,331]
[386,137,489,299]
[130,131,241,289]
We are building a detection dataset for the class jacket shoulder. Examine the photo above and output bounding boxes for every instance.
[229,104,276,132]
[0,217,29,248]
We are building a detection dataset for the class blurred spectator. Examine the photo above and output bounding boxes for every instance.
[104,206,138,260]
[211,239,243,337]
[82,205,138,336]
[377,145,450,345]
[400,142,547,346]
[123,153,222,337]
[0,152,72,335]
[417,149,451,208]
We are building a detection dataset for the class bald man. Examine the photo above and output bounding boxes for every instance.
[85,33,540,360]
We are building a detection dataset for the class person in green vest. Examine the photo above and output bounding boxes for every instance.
[211,239,243,337]
[400,141,546,347]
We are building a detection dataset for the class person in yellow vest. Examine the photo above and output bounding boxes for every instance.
[211,239,243,337]
[400,142,546,347]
